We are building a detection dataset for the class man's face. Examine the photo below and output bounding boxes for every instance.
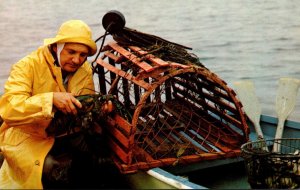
[57,43,89,73]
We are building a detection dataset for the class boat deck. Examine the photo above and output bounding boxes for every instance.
[147,114,300,189]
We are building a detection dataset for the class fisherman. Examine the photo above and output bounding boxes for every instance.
[0,20,110,188]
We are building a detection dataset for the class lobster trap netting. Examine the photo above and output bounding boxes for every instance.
[241,138,300,189]
[92,40,249,174]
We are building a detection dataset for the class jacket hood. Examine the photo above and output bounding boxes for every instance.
[44,20,97,56]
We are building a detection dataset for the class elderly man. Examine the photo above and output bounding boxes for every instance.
[0,20,100,188]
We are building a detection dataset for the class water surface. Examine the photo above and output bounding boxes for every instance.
[1,0,300,120]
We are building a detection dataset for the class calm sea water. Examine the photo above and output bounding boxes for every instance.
[1,0,300,121]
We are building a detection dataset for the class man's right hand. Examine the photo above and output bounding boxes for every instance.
[53,92,82,115]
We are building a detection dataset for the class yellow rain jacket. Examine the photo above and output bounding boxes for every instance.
[0,45,95,189]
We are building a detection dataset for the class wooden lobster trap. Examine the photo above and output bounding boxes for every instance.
[94,41,249,174]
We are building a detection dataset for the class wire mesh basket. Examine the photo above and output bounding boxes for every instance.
[241,138,300,189]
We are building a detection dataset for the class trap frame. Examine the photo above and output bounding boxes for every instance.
[94,42,249,174]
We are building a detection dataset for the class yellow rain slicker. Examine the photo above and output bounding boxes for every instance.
[0,45,95,189]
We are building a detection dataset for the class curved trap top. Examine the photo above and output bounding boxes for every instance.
[94,40,249,174]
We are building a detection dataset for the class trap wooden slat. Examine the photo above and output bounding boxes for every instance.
[156,109,220,152]
[104,51,119,62]
[163,100,241,152]
[106,117,130,149]
[155,115,208,153]
[108,42,154,72]
[171,89,244,131]
[193,74,234,103]
[113,149,242,174]
[97,58,151,90]
[135,112,204,157]
[173,76,239,115]
[113,114,132,135]
[164,98,242,140]
[128,45,169,67]
[108,136,131,164]
[167,90,245,141]
[184,129,219,152]
[136,67,170,80]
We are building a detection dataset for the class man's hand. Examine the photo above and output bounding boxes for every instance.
[102,100,114,113]
[53,92,82,115]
